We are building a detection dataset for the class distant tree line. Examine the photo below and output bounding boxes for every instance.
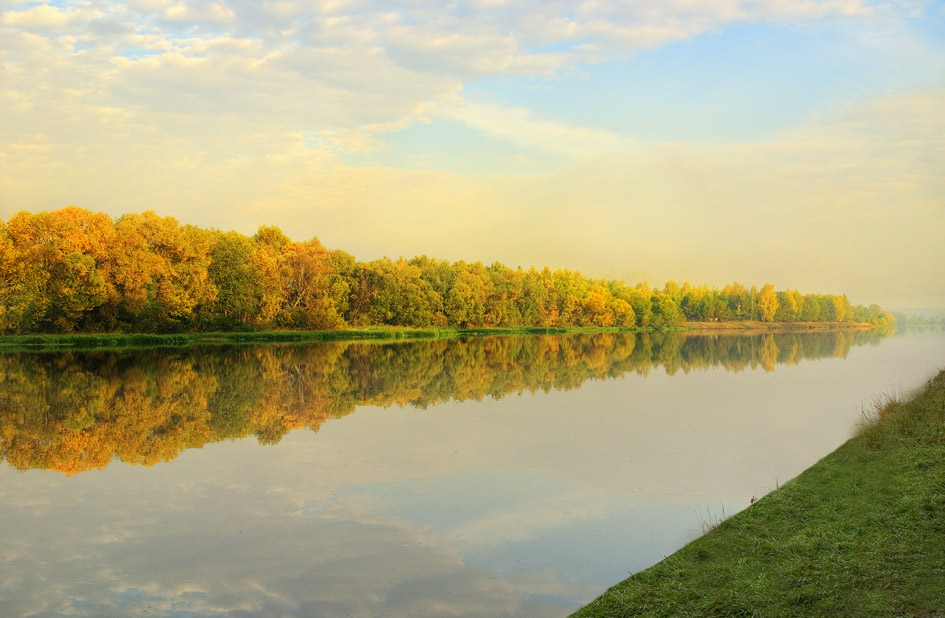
[0,207,896,334]
[892,313,945,328]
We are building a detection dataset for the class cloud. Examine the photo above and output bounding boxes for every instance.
[1,3,102,31]
[163,1,235,23]
[0,0,886,140]
[442,98,634,158]
[0,0,909,174]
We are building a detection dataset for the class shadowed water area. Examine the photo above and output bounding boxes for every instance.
[1,330,943,616]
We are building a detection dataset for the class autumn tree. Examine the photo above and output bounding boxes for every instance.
[200,231,264,329]
[524,267,559,326]
[723,282,752,320]
[250,225,290,325]
[581,284,615,327]
[109,211,216,330]
[445,262,491,327]
[0,219,40,333]
[610,298,636,327]
[649,292,683,328]
[758,283,779,322]
[280,238,344,329]
[1,208,113,332]
[618,285,653,328]
[773,290,800,322]
[485,262,525,327]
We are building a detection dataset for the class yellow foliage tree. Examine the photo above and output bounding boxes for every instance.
[758,283,779,322]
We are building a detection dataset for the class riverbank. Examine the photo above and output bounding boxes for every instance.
[0,326,635,351]
[0,322,880,351]
[571,369,945,618]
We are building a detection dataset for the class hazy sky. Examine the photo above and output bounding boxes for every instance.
[1,0,943,308]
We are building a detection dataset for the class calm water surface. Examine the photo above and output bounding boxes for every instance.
[1,330,943,617]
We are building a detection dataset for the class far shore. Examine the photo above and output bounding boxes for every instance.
[0,322,881,351]
[684,320,875,331]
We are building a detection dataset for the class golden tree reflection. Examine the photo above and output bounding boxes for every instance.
[0,331,886,474]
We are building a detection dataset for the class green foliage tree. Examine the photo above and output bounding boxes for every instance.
[445,262,491,327]
[650,293,683,328]
[201,231,263,329]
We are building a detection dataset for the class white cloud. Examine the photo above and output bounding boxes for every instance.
[163,1,235,22]
[0,0,911,187]
[385,28,522,76]
[1,3,102,31]
[0,0,890,143]
[442,97,634,158]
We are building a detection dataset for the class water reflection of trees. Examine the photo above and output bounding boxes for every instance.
[0,330,885,474]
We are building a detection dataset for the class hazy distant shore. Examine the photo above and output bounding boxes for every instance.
[684,320,876,331]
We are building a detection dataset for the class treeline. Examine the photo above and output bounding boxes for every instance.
[0,330,884,474]
[0,207,895,334]
[893,313,945,328]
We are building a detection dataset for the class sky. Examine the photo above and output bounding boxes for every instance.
[1,0,944,309]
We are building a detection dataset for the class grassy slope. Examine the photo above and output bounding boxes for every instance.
[572,370,945,618]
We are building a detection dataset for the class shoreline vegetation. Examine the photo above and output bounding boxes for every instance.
[1,207,895,337]
[0,326,582,351]
[0,321,878,351]
[571,369,945,618]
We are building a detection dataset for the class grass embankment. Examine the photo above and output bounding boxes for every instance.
[0,326,637,351]
[572,370,945,618]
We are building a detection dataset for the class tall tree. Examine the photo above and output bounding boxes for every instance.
[758,283,779,322]
[109,211,216,330]
[201,231,263,329]
[280,238,344,329]
[1,208,112,332]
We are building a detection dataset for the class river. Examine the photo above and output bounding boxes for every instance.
[0,329,942,617]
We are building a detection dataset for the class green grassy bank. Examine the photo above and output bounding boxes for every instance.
[572,370,945,618]
[0,325,642,351]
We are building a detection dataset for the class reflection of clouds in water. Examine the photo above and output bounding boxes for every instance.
[0,456,590,617]
[0,466,728,617]
[2,515,579,617]
[0,445,730,616]
[319,469,617,547]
